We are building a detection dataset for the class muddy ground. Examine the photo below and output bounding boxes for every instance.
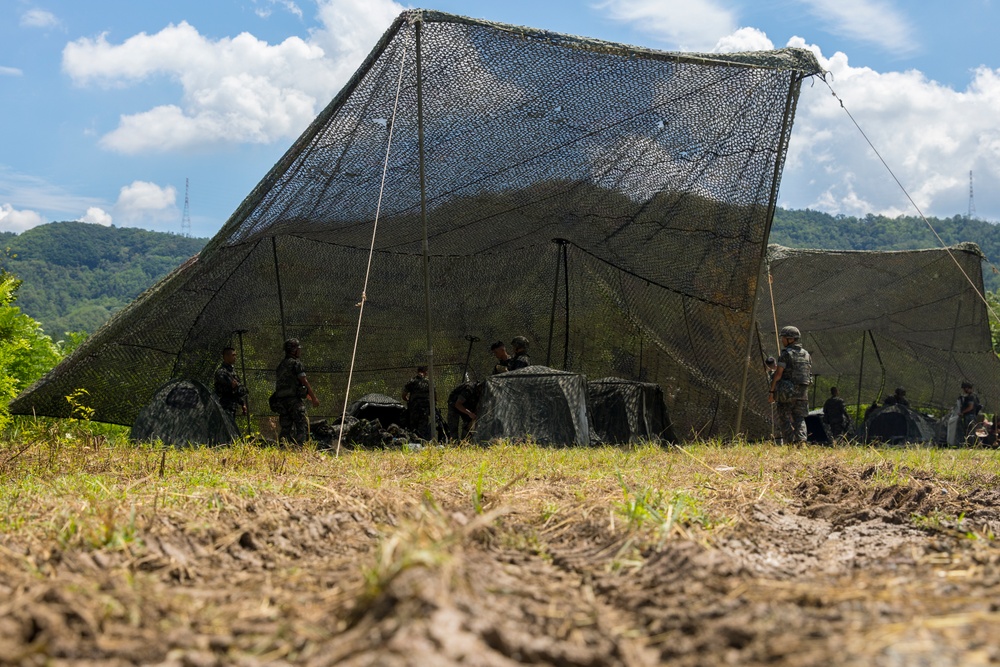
[3,459,1000,666]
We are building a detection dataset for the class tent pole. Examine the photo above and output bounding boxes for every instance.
[855,330,866,422]
[562,241,570,370]
[546,239,564,366]
[415,18,437,443]
[271,237,287,342]
[235,328,251,434]
[734,73,802,438]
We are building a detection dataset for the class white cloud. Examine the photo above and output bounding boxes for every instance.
[594,0,737,51]
[0,66,23,76]
[20,8,60,29]
[0,204,45,232]
[713,27,773,53]
[114,181,177,223]
[63,0,404,154]
[780,36,1000,220]
[77,207,113,226]
[0,167,105,218]
[797,0,915,54]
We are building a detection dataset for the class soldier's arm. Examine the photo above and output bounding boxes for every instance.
[455,395,476,419]
[298,374,319,407]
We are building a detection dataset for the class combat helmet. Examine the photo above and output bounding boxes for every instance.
[511,335,529,350]
[284,338,301,354]
[779,326,801,340]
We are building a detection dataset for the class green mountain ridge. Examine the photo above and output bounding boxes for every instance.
[3,211,998,338]
[0,221,206,337]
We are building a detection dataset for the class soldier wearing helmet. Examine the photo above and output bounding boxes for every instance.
[272,338,319,445]
[883,386,910,408]
[959,380,981,445]
[768,325,812,444]
[402,366,433,440]
[508,336,531,371]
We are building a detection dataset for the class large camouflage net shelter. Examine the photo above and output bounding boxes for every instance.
[12,10,822,440]
[760,244,1000,416]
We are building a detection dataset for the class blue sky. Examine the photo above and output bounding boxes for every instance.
[1,0,998,237]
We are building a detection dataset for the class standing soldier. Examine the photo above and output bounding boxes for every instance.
[959,380,981,445]
[768,325,812,445]
[214,346,248,430]
[273,338,319,445]
[823,386,850,440]
[509,336,531,371]
[402,366,432,440]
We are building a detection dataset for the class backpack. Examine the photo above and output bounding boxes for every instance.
[783,346,812,386]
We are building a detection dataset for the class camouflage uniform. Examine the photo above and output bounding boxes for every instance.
[213,362,246,428]
[822,394,849,438]
[508,353,530,371]
[404,374,432,440]
[447,382,480,441]
[274,356,308,445]
[776,343,811,444]
[960,388,981,445]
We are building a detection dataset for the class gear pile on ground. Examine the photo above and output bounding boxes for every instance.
[314,417,416,450]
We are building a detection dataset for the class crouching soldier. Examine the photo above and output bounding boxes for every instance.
[447,380,482,441]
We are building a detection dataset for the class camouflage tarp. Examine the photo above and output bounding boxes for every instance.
[475,366,590,445]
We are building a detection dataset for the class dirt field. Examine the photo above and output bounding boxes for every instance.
[2,441,1000,666]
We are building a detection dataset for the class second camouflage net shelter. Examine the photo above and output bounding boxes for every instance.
[759,244,1000,417]
[11,10,822,440]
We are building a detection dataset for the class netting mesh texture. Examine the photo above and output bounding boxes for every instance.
[12,11,821,440]
[760,244,1000,416]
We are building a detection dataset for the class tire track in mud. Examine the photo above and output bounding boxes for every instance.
[3,463,1000,665]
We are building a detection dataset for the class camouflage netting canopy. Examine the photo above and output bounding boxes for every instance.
[760,244,1000,416]
[12,10,821,440]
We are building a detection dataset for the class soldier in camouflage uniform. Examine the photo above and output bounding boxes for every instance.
[402,366,432,440]
[768,325,812,445]
[273,338,319,445]
[508,336,531,371]
[490,341,511,374]
[447,380,482,441]
[214,346,248,431]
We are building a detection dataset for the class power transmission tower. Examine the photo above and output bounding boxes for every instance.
[968,170,976,220]
[181,177,191,237]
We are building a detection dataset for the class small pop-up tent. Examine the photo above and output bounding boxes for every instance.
[475,366,590,445]
[587,377,673,444]
[861,404,937,445]
[131,379,240,446]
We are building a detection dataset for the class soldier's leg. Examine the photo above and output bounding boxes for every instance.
[415,409,432,440]
[792,400,809,443]
[290,403,309,445]
[278,408,293,443]
[447,406,460,442]
[775,403,794,444]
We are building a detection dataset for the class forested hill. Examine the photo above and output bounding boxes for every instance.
[770,208,1000,292]
[4,211,999,338]
[0,222,206,337]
